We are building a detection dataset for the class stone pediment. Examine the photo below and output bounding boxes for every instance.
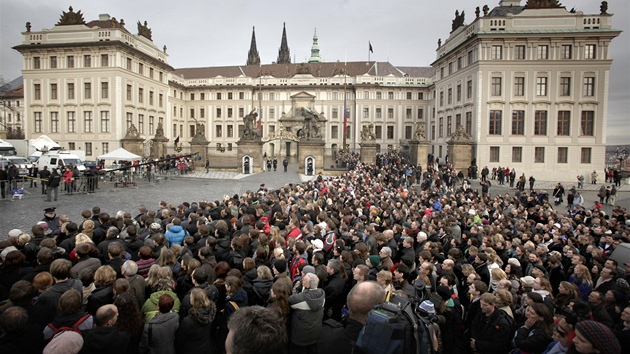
[291,91,315,100]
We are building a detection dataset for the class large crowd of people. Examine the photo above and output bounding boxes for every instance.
[0,153,629,354]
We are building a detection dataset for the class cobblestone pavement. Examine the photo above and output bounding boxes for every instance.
[1,160,628,239]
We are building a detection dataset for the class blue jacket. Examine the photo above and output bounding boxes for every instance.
[165,225,187,247]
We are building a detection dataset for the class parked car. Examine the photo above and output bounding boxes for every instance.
[0,156,32,176]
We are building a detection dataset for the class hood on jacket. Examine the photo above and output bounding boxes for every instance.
[252,278,273,297]
[167,225,184,233]
[189,304,216,325]
[293,288,325,311]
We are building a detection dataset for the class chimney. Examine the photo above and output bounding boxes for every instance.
[99,14,111,21]
[499,0,522,6]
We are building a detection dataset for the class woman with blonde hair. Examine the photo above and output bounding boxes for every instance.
[569,264,593,301]
[86,265,117,315]
[175,288,216,354]
[272,247,285,261]
[490,267,507,293]
[495,288,514,319]
[144,264,161,297]
[251,265,273,306]
[81,220,95,238]
[68,233,94,262]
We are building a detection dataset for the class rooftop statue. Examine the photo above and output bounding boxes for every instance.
[451,10,465,32]
[525,0,563,8]
[57,6,86,26]
[138,20,152,41]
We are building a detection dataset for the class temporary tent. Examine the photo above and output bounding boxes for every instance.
[31,135,62,151]
[97,148,142,161]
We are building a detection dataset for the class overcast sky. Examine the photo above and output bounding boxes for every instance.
[1,0,628,144]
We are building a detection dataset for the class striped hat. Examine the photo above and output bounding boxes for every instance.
[575,320,620,354]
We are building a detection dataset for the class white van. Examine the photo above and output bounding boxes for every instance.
[37,151,86,173]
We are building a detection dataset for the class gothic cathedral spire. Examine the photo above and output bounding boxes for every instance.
[308,28,321,63]
[246,26,260,65]
[277,22,291,64]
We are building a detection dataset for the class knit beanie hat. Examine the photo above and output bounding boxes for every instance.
[575,320,621,354]
[419,300,436,314]
[302,265,316,275]
[44,331,84,354]
[368,255,381,267]
[436,285,452,301]
[273,259,287,273]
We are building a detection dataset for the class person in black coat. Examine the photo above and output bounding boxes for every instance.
[0,166,8,199]
[470,293,512,354]
[323,259,346,322]
[80,304,129,354]
[38,166,51,195]
[45,168,61,202]
[0,306,45,354]
[474,253,491,287]
[86,266,116,316]
[175,288,216,354]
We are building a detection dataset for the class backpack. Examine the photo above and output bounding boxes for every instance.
[418,314,442,354]
[46,313,91,338]
[355,294,420,354]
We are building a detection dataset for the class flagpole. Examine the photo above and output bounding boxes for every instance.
[368,41,371,62]
[342,53,347,151]
[258,63,262,133]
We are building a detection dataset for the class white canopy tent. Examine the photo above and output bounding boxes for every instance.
[31,134,61,151]
[97,148,142,161]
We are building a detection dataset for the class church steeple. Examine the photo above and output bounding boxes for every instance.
[277,22,291,64]
[308,28,321,63]
[246,26,260,65]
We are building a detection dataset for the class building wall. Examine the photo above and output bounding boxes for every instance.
[11,5,619,181]
[14,21,171,158]
[432,7,619,180]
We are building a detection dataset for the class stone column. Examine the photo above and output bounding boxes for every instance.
[298,140,325,174]
[447,141,473,172]
[120,136,145,157]
[447,124,474,172]
[151,136,169,159]
[408,139,429,168]
[237,139,264,173]
[360,143,378,165]
[189,136,209,170]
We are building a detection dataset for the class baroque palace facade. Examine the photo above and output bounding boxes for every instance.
[5,0,620,180]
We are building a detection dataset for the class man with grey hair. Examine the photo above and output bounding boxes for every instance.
[122,260,145,307]
[288,272,325,353]
[382,229,398,260]
[97,226,121,257]
[378,246,394,270]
